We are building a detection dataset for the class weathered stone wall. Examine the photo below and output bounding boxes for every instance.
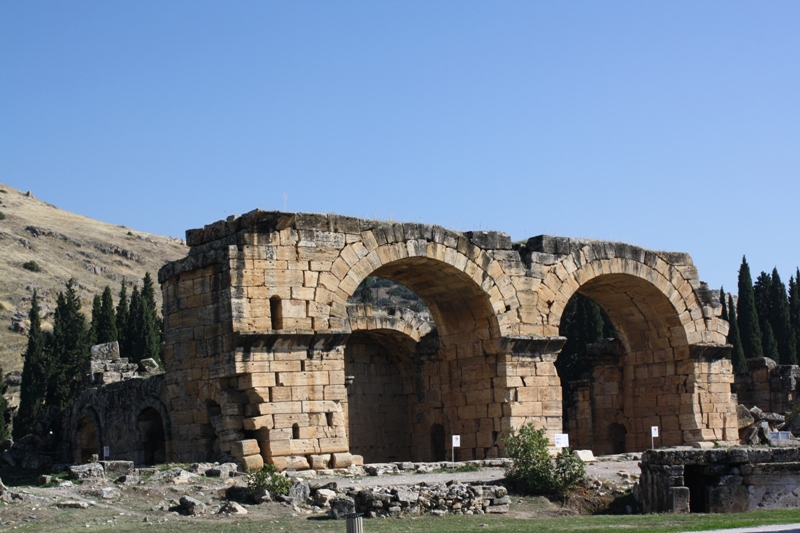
[640,448,800,513]
[157,211,734,470]
[68,374,170,465]
[736,357,800,415]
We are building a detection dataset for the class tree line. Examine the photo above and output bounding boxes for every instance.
[8,273,162,440]
[722,258,800,374]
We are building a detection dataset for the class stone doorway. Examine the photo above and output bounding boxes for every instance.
[137,407,166,465]
[345,329,414,463]
[76,415,99,463]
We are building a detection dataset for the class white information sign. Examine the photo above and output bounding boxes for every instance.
[651,426,659,438]
[103,446,110,458]
[452,435,461,448]
[554,434,570,448]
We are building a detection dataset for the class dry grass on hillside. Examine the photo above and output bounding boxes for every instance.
[0,184,188,376]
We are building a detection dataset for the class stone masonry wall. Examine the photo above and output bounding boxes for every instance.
[158,211,734,470]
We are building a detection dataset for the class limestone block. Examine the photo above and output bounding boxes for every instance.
[331,452,352,468]
[232,439,260,458]
[271,455,310,471]
[309,454,332,470]
[243,415,273,431]
[241,454,263,471]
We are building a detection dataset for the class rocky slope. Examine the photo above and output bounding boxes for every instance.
[0,183,188,376]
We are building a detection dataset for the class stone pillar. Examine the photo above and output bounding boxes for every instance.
[496,336,565,444]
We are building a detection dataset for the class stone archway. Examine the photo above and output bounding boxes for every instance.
[158,212,736,468]
[75,414,100,463]
[137,407,167,465]
[534,237,738,451]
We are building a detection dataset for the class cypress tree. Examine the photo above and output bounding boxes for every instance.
[359,276,374,304]
[720,286,728,322]
[769,268,797,365]
[754,271,773,340]
[789,270,800,359]
[556,293,605,384]
[89,294,102,345]
[727,295,748,374]
[140,272,162,361]
[96,286,118,344]
[46,280,90,412]
[0,365,9,441]
[14,290,49,438]
[117,281,130,357]
[127,285,143,362]
[761,321,780,361]
[737,257,763,359]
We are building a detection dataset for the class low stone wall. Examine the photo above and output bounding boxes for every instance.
[639,447,800,513]
[326,481,511,518]
[735,357,800,415]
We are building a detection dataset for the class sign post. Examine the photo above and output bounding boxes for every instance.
[554,434,570,449]
[103,445,110,460]
[451,435,460,466]
[651,426,659,450]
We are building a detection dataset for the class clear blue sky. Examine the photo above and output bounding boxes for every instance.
[2,1,798,293]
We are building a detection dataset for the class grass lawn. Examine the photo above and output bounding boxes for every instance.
[6,505,800,533]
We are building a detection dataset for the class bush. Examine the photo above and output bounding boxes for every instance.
[0,212,5,220]
[502,423,586,497]
[246,463,291,497]
[22,260,41,272]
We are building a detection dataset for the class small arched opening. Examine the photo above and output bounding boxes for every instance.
[76,415,99,464]
[270,296,283,330]
[430,424,446,462]
[608,423,627,455]
[137,407,166,466]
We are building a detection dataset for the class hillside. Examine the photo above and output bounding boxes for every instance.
[0,184,188,374]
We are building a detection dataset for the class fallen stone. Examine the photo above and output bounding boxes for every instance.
[83,487,122,500]
[139,358,159,372]
[573,449,596,462]
[737,404,755,428]
[219,501,248,515]
[252,487,271,504]
[100,460,134,480]
[329,496,356,519]
[180,496,207,515]
[315,488,336,507]
[287,478,311,504]
[68,463,105,480]
[57,501,89,509]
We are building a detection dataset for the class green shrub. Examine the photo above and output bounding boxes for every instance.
[246,463,291,497]
[787,398,800,426]
[0,212,5,220]
[22,260,41,272]
[501,423,586,497]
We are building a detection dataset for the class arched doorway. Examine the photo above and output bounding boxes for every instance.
[76,415,99,463]
[137,408,166,465]
[345,328,415,463]
[339,251,503,462]
[553,270,719,452]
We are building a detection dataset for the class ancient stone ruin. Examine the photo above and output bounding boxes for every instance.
[640,448,800,513]
[145,210,735,471]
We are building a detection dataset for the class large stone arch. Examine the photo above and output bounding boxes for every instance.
[525,238,737,451]
[345,304,444,461]
[158,212,738,468]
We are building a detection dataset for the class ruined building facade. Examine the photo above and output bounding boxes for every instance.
[137,210,737,471]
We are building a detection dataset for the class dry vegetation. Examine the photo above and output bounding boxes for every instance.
[0,184,187,379]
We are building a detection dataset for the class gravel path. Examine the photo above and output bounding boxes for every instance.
[312,453,642,489]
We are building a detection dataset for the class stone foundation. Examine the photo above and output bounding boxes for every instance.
[640,447,800,513]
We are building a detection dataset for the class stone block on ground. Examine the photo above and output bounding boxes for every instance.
[68,463,105,480]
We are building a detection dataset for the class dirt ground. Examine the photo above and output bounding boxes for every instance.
[0,454,642,530]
